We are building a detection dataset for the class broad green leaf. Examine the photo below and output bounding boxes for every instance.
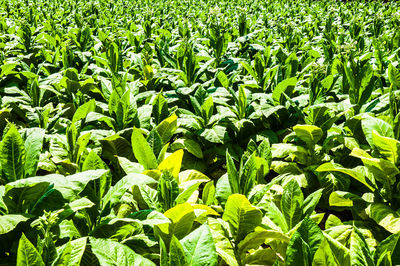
[72,99,96,123]
[171,138,203,159]
[226,151,239,194]
[222,194,262,242]
[8,169,109,202]
[243,248,277,266]
[217,71,229,89]
[178,170,209,184]
[17,233,45,266]
[374,233,400,265]
[0,214,31,235]
[23,128,45,177]
[100,134,133,162]
[82,150,108,171]
[89,237,155,266]
[117,156,144,174]
[281,180,303,229]
[180,224,218,266]
[54,237,87,266]
[350,148,399,185]
[286,218,324,266]
[169,236,187,266]
[237,230,289,259]
[370,203,400,234]
[265,202,289,233]
[371,130,400,164]
[156,114,178,143]
[302,189,323,217]
[102,173,157,213]
[152,93,168,125]
[350,227,374,266]
[207,218,238,266]
[316,162,375,191]
[293,124,323,148]
[272,77,297,105]
[131,128,158,170]
[0,124,26,182]
[361,116,394,147]
[164,203,195,239]
[388,63,400,87]
[323,233,350,265]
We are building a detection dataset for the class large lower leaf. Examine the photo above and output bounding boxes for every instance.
[222,194,262,242]
[89,237,155,266]
[23,128,45,177]
[281,180,303,229]
[131,128,158,170]
[0,124,26,182]
[0,214,32,234]
[54,237,87,266]
[370,203,400,234]
[316,162,375,192]
[207,218,238,266]
[286,217,324,266]
[17,233,45,266]
[180,224,218,266]
[350,227,374,266]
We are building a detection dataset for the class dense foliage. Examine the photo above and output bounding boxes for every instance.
[1,0,400,265]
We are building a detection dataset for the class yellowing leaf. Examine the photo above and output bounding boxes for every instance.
[158,150,184,178]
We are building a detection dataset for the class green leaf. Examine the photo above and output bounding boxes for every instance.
[0,124,26,182]
[156,114,178,143]
[89,237,155,266]
[374,233,400,265]
[362,116,394,147]
[23,128,45,177]
[82,150,108,171]
[388,63,400,87]
[17,233,45,266]
[237,230,289,260]
[217,71,229,89]
[238,86,247,119]
[370,203,400,234]
[131,128,158,170]
[72,99,96,123]
[350,227,374,266]
[54,238,87,266]
[371,130,400,164]
[293,124,323,148]
[281,180,304,229]
[222,194,262,242]
[302,189,323,217]
[163,203,195,239]
[286,217,324,266]
[226,151,239,194]
[272,77,297,105]
[117,156,144,174]
[0,214,32,235]
[169,236,187,266]
[180,224,218,266]
[207,218,238,266]
[152,93,169,125]
[265,202,289,233]
[171,138,203,159]
[316,162,375,192]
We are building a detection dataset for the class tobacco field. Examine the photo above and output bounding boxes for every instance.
[1,0,400,265]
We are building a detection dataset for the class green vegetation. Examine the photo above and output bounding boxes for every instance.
[1,0,400,265]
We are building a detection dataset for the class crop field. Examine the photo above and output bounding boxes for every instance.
[1,0,400,265]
